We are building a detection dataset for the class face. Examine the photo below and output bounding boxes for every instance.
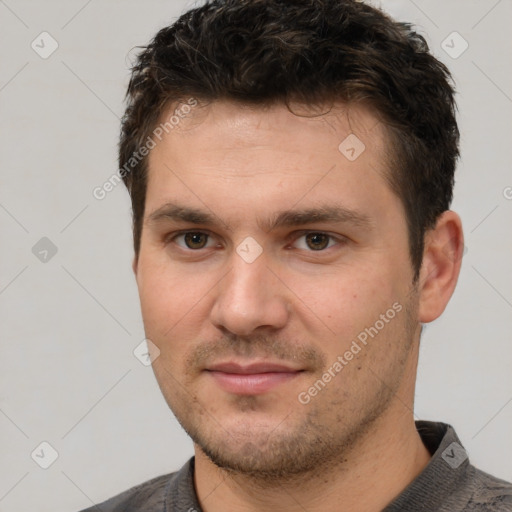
[134,100,421,479]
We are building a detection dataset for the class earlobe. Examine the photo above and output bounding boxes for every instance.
[417,211,464,323]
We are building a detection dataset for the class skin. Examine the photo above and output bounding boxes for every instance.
[132,99,464,511]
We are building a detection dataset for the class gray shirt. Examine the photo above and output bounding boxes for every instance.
[79,421,512,511]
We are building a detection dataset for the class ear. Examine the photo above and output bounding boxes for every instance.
[418,210,464,323]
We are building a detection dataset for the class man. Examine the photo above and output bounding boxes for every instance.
[81,0,512,510]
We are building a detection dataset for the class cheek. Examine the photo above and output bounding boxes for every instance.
[136,254,220,346]
[297,270,407,373]
[302,266,397,330]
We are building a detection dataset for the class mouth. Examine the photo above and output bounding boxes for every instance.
[205,361,305,395]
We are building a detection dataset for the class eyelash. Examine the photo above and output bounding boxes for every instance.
[165,230,346,252]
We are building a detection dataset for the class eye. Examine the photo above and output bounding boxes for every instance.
[292,232,341,251]
[172,231,215,250]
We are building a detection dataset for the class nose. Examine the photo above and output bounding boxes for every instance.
[210,252,290,336]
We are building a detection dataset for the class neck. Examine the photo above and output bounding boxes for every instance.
[193,345,431,512]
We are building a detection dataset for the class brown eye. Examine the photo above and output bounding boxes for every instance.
[305,233,330,250]
[184,232,209,249]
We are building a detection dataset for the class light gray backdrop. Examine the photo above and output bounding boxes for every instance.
[1,1,511,511]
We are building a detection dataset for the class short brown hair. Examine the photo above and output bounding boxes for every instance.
[119,0,459,280]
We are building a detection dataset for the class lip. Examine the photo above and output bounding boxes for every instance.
[205,361,304,394]
[208,361,301,374]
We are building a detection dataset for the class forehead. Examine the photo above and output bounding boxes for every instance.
[147,99,389,177]
[144,99,398,227]
[153,99,386,154]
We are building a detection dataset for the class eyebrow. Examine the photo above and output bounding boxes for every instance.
[146,202,373,232]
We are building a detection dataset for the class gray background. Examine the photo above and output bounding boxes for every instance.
[0,0,511,510]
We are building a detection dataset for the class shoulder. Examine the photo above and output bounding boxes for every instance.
[462,466,512,512]
[77,472,174,512]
